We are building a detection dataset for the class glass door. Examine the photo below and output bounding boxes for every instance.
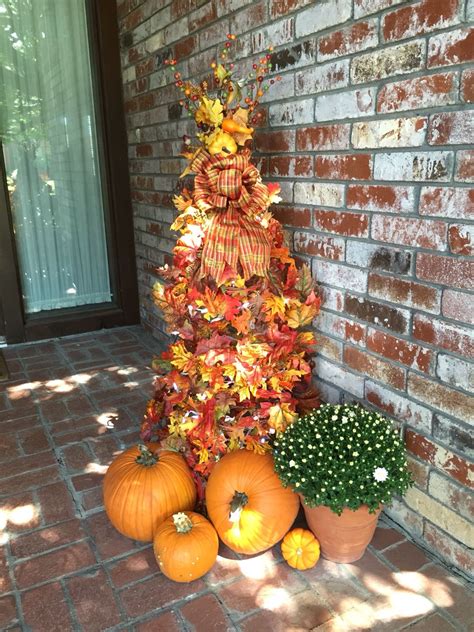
[1,0,111,314]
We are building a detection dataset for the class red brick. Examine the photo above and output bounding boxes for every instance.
[0,595,17,628]
[272,206,311,228]
[408,375,474,430]
[428,27,474,67]
[419,187,474,219]
[37,481,75,525]
[229,1,265,33]
[68,569,121,631]
[120,574,206,618]
[368,272,440,313]
[318,312,367,345]
[316,209,369,237]
[319,19,378,59]
[428,111,474,145]
[382,540,429,571]
[345,294,408,334]
[136,143,153,157]
[218,564,306,614]
[366,382,432,430]
[10,519,86,559]
[136,611,181,632]
[72,471,104,492]
[461,69,474,102]
[370,526,405,551]
[377,73,456,113]
[136,57,155,78]
[343,346,405,389]
[80,487,104,513]
[254,130,295,153]
[455,150,474,182]
[442,289,474,325]
[188,2,218,32]
[21,582,72,632]
[0,466,60,496]
[268,155,313,178]
[382,0,460,42]
[315,154,372,180]
[420,564,474,624]
[296,124,350,151]
[181,593,231,631]
[405,429,438,464]
[372,215,446,250]
[108,548,157,588]
[17,427,49,454]
[61,443,94,472]
[0,549,12,594]
[347,184,414,213]
[416,253,474,290]
[86,512,137,560]
[14,541,96,589]
[175,34,198,59]
[0,451,56,481]
[448,224,473,255]
[270,0,313,18]
[413,313,474,358]
[367,328,432,373]
[294,231,345,260]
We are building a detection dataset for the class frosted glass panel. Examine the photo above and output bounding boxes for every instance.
[0,0,111,313]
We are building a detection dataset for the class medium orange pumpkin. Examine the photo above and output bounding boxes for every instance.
[281,528,320,570]
[103,444,196,542]
[206,450,299,555]
[153,511,218,582]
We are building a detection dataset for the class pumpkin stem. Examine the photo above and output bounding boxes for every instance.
[229,490,248,522]
[135,444,159,467]
[173,512,193,533]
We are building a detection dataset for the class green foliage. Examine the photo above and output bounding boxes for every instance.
[273,403,413,515]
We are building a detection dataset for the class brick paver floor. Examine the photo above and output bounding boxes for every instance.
[1,326,472,631]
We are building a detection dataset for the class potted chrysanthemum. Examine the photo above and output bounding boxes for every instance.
[273,403,413,563]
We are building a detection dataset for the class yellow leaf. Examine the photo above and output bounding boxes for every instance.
[195,96,224,127]
[268,403,297,433]
[263,294,286,320]
[286,303,318,329]
[169,342,195,373]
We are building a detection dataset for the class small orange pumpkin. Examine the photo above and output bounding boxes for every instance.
[281,528,320,570]
[103,444,196,542]
[206,450,299,555]
[153,511,218,582]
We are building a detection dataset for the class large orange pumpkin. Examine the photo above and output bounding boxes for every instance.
[153,511,218,582]
[103,444,196,541]
[206,450,299,554]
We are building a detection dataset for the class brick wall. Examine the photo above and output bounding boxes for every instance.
[116,0,473,578]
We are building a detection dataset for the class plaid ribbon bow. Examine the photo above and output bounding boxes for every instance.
[191,149,272,285]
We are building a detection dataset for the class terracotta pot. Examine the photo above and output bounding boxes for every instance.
[301,501,381,563]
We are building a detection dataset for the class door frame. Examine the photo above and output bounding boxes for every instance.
[0,0,139,343]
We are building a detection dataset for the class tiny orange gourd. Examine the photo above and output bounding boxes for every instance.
[281,528,320,570]
[153,511,218,582]
[221,117,254,136]
[206,450,299,555]
[103,444,196,542]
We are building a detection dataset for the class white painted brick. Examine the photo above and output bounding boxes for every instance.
[252,18,294,53]
[122,65,136,83]
[429,111,474,145]
[436,355,474,393]
[294,182,344,207]
[429,471,474,522]
[317,311,365,347]
[320,286,344,312]
[269,98,314,127]
[351,41,425,84]
[296,0,351,38]
[354,0,406,19]
[405,487,474,548]
[384,498,424,537]
[314,378,342,404]
[314,357,365,398]
[295,60,349,95]
[260,73,295,103]
[365,381,432,432]
[374,152,453,182]
[315,88,375,121]
[352,117,427,149]
[312,260,368,292]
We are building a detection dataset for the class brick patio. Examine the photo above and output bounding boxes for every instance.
[0,326,472,631]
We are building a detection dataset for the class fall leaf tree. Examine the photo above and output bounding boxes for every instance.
[141,36,320,494]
